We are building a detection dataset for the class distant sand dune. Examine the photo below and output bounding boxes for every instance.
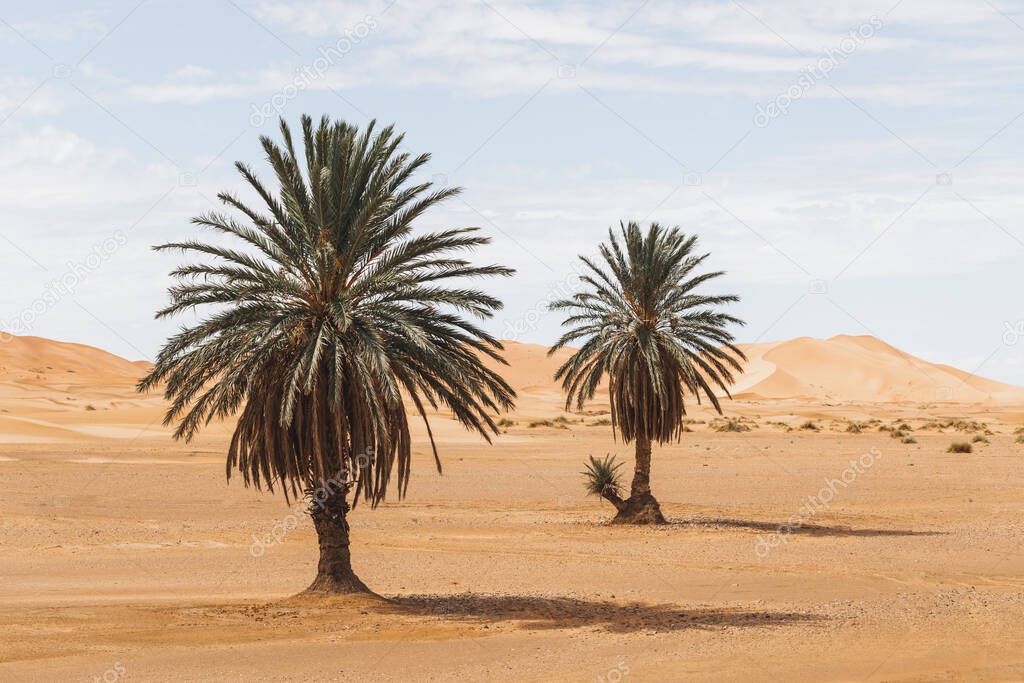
[732,335,1024,404]
[0,333,1021,444]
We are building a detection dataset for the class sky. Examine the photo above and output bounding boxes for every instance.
[1,0,1023,387]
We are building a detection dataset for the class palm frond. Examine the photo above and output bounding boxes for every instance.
[550,221,745,445]
[582,453,623,498]
[140,115,517,506]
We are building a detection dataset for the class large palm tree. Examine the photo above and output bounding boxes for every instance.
[139,115,516,594]
[550,221,745,524]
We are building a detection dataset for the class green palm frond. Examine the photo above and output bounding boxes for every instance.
[550,221,745,445]
[582,453,623,498]
[140,115,516,506]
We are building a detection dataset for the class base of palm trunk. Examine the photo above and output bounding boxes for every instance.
[304,571,372,595]
[611,493,667,525]
[302,489,374,596]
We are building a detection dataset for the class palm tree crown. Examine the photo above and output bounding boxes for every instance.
[550,221,746,445]
[140,115,516,507]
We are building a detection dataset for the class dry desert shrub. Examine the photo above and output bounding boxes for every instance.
[943,419,991,434]
[947,441,973,453]
[528,419,568,429]
[711,418,752,433]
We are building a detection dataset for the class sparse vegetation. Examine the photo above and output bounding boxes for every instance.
[528,419,568,429]
[799,420,819,432]
[589,418,612,426]
[972,434,989,444]
[1016,435,1024,444]
[711,418,751,433]
[846,422,866,433]
[944,419,991,434]
[947,441,973,454]
[902,436,917,444]
[496,418,517,428]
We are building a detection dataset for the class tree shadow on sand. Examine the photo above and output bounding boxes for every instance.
[385,593,821,633]
[677,517,944,537]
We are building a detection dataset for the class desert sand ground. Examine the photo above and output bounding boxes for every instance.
[1,335,1023,682]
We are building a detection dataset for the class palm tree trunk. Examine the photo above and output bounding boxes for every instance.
[613,434,666,525]
[305,488,371,595]
[630,433,653,498]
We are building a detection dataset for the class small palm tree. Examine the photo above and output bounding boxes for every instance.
[139,115,516,594]
[550,221,745,523]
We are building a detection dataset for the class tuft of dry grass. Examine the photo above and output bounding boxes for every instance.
[527,419,568,430]
[711,418,751,433]
[947,441,973,454]
[944,419,991,434]
[799,420,819,432]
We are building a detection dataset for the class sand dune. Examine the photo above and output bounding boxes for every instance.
[2,334,1022,437]
[733,335,1024,404]
[0,334,150,381]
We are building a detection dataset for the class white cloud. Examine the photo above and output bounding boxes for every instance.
[0,78,65,117]
[10,10,107,42]
[170,64,217,81]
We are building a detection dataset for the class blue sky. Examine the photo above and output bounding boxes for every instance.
[1,0,1023,387]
